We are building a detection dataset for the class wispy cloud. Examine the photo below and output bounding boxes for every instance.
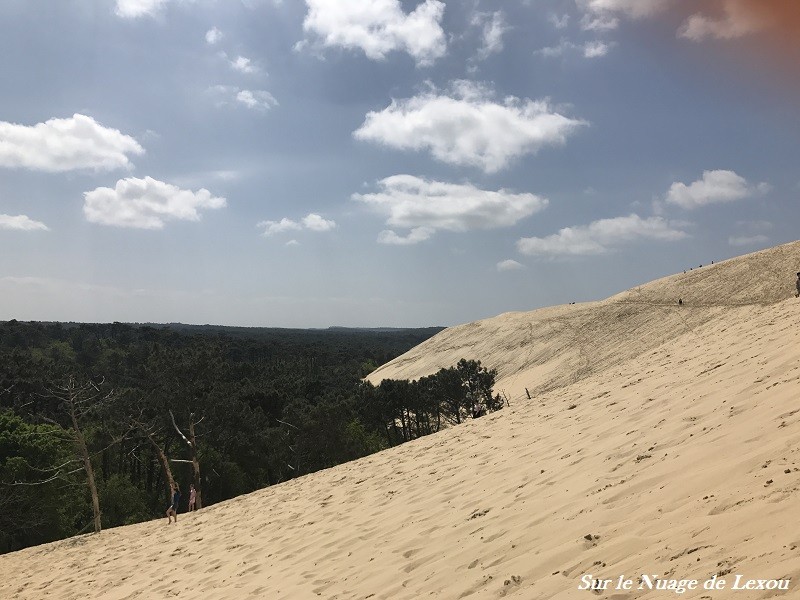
[577,0,670,30]
[257,213,336,237]
[0,214,49,231]
[727,219,772,247]
[578,0,786,43]
[548,13,570,29]
[517,214,687,257]
[474,11,508,60]
[678,1,770,41]
[728,234,769,247]
[83,176,226,229]
[535,39,611,58]
[208,86,278,111]
[0,114,143,172]
[236,90,278,110]
[354,81,586,173]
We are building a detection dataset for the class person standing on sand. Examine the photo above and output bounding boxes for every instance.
[472,401,482,419]
[166,482,181,524]
[188,483,196,512]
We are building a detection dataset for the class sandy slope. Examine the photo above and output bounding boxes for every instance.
[1,241,799,599]
[366,241,800,398]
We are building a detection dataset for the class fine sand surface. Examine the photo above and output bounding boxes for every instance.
[2,241,800,599]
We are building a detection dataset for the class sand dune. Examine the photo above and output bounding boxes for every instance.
[2,241,799,599]
[367,241,800,397]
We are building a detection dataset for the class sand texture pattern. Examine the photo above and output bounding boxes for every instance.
[1,241,799,599]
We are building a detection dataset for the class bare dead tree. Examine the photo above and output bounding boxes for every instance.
[169,410,203,509]
[276,418,301,474]
[40,376,114,534]
[129,414,175,501]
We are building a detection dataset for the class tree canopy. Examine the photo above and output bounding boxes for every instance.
[0,320,500,553]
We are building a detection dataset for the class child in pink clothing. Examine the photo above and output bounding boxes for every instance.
[189,483,197,511]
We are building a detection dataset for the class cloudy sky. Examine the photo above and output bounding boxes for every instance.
[1,0,798,327]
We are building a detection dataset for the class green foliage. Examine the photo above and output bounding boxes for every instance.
[0,411,85,553]
[371,358,502,442]
[0,320,444,552]
[0,322,501,554]
[99,474,150,527]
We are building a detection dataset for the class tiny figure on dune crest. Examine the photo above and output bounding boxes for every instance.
[166,482,181,524]
[189,483,197,512]
[795,272,800,298]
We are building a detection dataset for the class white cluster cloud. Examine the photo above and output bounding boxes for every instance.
[517,214,687,257]
[353,175,548,245]
[377,227,435,245]
[0,114,143,173]
[83,176,226,229]
[583,40,611,57]
[497,259,524,271]
[205,27,223,44]
[230,55,259,74]
[208,86,278,111]
[115,0,168,18]
[302,213,337,232]
[354,81,585,173]
[236,90,277,109]
[0,214,49,231]
[665,169,768,210]
[258,213,336,237]
[300,0,446,66]
[259,218,301,235]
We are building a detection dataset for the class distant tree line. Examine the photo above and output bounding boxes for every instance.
[0,320,501,553]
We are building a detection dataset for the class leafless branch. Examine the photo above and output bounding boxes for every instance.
[2,472,63,486]
[169,409,191,447]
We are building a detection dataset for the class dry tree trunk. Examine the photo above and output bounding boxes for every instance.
[142,427,176,498]
[188,419,202,509]
[65,380,103,534]
[170,410,203,509]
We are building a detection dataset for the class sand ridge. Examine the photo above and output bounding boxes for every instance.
[366,240,800,398]
[1,241,799,599]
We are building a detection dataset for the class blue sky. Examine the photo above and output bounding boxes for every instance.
[0,0,798,327]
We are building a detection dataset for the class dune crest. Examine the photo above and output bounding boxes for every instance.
[367,240,800,398]
[2,241,799,599]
